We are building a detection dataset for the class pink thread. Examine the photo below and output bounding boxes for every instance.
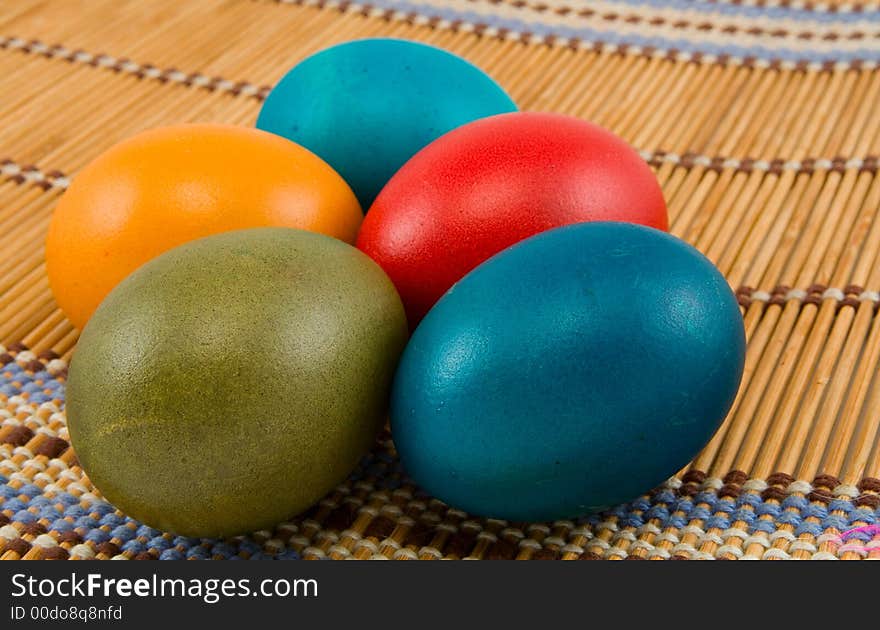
[837,524,880,542]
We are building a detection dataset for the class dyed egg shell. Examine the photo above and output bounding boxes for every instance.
[392,223,744,521]
[358,112,668,327]
[256,38,517,209]
[46,124,362,330]
[66,228,407,537]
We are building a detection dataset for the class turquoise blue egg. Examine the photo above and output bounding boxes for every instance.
[256,38,517,209]
[391,222,746,521]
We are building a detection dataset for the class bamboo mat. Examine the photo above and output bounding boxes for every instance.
[2,0,880,560]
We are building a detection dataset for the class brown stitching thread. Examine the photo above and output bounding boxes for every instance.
[1,152,878,195]
[737,286,880,311]
[643,153,880,174]
[0,159,68,190]
[0,37,272,101]
[3,162,878,309]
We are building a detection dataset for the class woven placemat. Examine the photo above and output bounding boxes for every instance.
[1,0,879,559]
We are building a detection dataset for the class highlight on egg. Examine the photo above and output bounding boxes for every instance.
[391,222,745,522]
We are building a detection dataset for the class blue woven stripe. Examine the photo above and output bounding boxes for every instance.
[364,0,880,63]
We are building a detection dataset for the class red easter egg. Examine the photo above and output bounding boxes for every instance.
[357,112,668,327]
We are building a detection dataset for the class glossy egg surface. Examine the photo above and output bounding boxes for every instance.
[392,222,744,521]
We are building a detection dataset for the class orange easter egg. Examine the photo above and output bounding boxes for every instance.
[45,124,362,329]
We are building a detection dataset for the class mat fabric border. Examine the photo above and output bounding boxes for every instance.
[262,0,880,66]
[2,347,878,560]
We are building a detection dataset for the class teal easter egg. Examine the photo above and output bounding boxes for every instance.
[256,38,517,209]
[391,223,745,521]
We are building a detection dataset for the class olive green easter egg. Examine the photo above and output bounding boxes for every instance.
[66,227,408,537]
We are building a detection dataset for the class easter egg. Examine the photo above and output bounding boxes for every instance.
[66,228,407,537]
[256,38,517,208]
[46,124,362,330]
[358,112,668,326]
[391,223,744,521]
